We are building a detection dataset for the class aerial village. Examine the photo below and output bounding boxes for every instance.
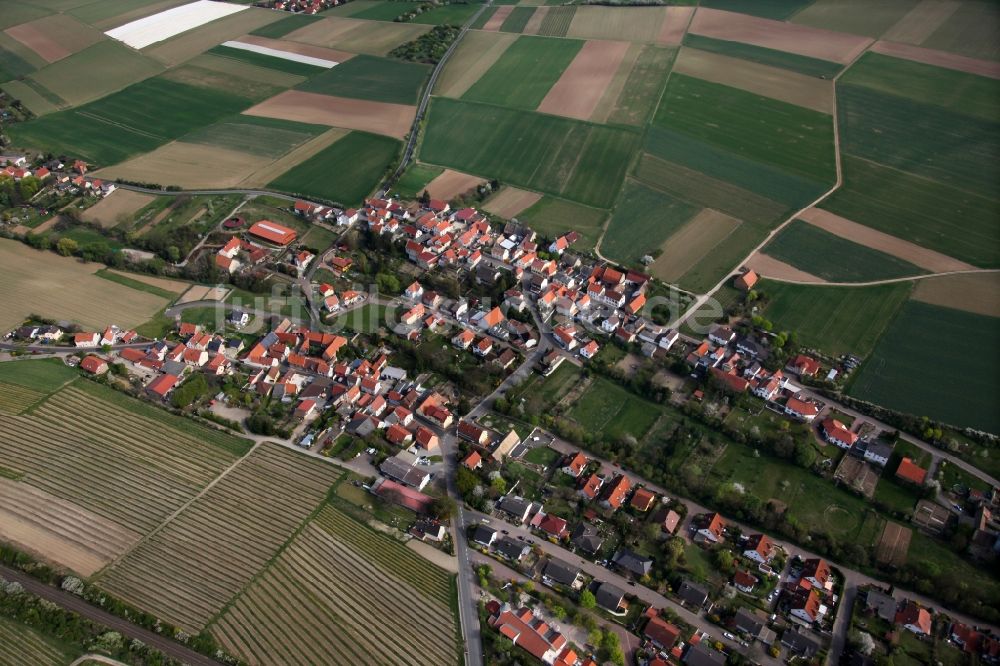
[4,182,998,666]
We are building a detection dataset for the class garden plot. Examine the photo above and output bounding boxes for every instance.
[105,0,248,49]
[211,506,458,666]
[98,444,341,633]
[688,7,872,64]
[81,189,157,228]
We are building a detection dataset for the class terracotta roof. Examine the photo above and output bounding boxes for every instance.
[79,355,106,373]
[644,616,680,648]
[601,475,631,509]
[462,450,482,469]
[248,220,296,245]
[895,601,931,634]
[896,457,927,485]
[630,487,656,511]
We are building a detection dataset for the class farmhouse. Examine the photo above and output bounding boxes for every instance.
[735,270,758,291]
[487,603,568,664]
[820,418,857,449]
[248,220,297,246]
[80,355,108,375]
[785,396,819,421]
[146,373,178,400]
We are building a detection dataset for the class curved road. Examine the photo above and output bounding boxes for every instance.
[0,564,223,666]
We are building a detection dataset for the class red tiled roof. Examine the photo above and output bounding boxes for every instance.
[248,220,296,245]
[896,457,927,485]
[644,616,680,648]
[895,601,932,634]
[79,355,106,373]
[601,475,631,509]
[630,487,656,511]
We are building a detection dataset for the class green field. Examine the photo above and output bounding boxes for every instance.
[269,131,399,205]
[206,44,328,77]
[350,1,411,21]
[849,302,1000,434]
[698,0,814,20]
[762,219,927,282]
[0,3,51,29]
[412,3,482,25]
[837,83,999,199]
[515,196,607,251]
[840,53,999,122]
[250,12,322,37]
[758,280,912,358]
[645,126,826,210]
[500,6,537,33]
[654,74,836,185]
[0,41,39,82]
[181,115,327,158]
[601,180,700,267]
[470,6,498,29]
[568,377,660,442]
[536,6,575,37]
[822,156,1000,268]
[393,163,444,199]
[297,54,429,104]
[921,0,1000,62]
[462,35,581,110]
[607,45,675,127]
[9,76,254,165]
[681,34,842,79]
[421,97,639,208]
[0,358,78,393]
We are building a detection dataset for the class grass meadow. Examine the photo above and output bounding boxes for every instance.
[849,302,1000,434]
[516,196,607,250]
[421,97,639,208]
[250,13,322,38]
[269,131,400,205]
[758,280,912,358]
[297,54,430,105]
[762,219,927,282]
[462,35,582,110]
[393,163,444,199]
[567,377,660,442]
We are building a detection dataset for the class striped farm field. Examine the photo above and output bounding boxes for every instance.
[0,382,44,414]
[0,381,241,535]
[0,616,70,666]
[211,506,458,666]
[536,6,575,37]
[98,444,341,632]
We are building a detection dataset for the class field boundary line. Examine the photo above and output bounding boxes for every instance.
[671,41,872,329]
[92,439,264,581]
[74,111,166,141]
[845,152,998,202]
[754,266,1000,288]
[20,375,79,417]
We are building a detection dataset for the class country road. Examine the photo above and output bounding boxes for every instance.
[757,267,1000,288]
[0,565,223,666]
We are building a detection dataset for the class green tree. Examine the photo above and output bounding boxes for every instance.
[455,466,479,498]
[579,589,596,609]
[56,237,78,256]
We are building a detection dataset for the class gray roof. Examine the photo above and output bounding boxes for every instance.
[472,525,496,546]
[613,549,653,577]
[498,495,532,519]
[684,644,726,666]
[865,589,897,622]
[543,559,580,586]
[678,581,708,607]
[734,609,766,636]
[864,439,895,459]
[595,582,625,611]
[571,523,604,553]
[379,456,429,488]
[494,537,529,561]
[781,630,820,656]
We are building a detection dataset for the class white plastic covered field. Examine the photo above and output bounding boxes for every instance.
[221,40,339,68]
[105,0,247,50]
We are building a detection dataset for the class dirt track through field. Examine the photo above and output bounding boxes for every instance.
[657,6,694,46]
[482,6,513,31]
[882,0,959,45]
[747,251,826,283]
[799,208,975,272]
[483,187,541,218]
[235,34,356,63]
[423,169,485,200]
[689,7,872,64]
[912,272,1000,317]
[537,39,630,120]
[244,90,414,139]
[674,46,833,113]
[870,40,1000,79]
